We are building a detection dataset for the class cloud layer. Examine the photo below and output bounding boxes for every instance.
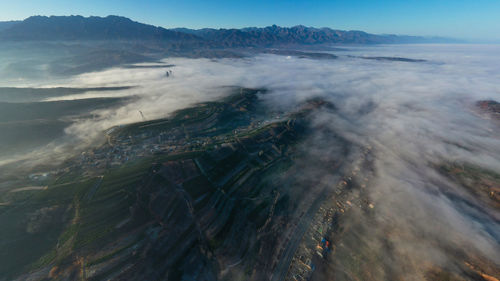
[2,44,500,278]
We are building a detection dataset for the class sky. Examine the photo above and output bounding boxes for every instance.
[0,0,499,40]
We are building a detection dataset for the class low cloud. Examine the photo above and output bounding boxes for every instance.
[3,44,500,278]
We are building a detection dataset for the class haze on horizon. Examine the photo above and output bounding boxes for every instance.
[1,0,500,42]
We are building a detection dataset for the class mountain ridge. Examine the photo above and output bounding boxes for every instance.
[0,15,458,45]
[171,24,457,45]
[0,15,201,41]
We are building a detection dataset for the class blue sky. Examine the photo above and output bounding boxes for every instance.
[1,0,499,40]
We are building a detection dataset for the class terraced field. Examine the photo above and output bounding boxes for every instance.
[0,88,352,281]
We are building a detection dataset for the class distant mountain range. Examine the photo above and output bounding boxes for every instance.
[0,16,198,41]
[0,21,20,32]
[173,25,455,46]
[0,15,457,46]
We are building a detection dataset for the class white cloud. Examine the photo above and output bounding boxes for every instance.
[3,44,500,276]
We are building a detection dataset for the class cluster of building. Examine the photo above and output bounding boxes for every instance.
[73,114,278,174]
[284,146,374,281]
[285,201,339,281]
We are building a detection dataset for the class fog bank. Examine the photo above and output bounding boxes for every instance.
[2,44,499,278]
